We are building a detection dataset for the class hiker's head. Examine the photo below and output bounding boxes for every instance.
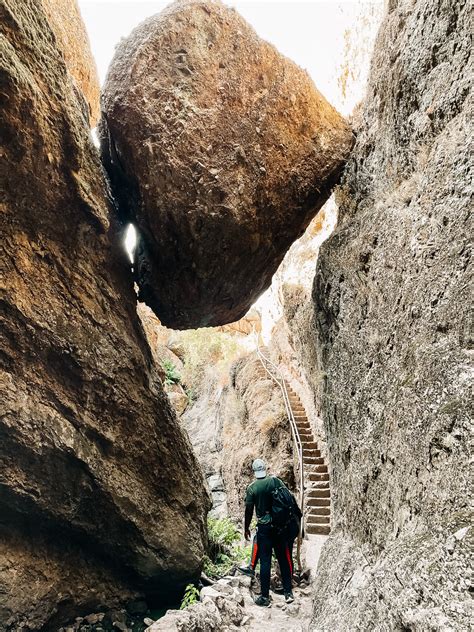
[252,458,267,479]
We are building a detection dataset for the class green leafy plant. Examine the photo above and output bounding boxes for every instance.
[184,385,197,404]
[162,358,181,386]
[178,329,239,390]
[207,516,241,549]
[204,517,252,579]
[180,583,200,610]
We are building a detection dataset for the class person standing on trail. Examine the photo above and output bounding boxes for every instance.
[243,458,299,607]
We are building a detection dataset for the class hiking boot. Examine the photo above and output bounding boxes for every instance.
[272,586,284,595]
[238,565,255,577]
[254,595,272,607]
[284,591,295,604]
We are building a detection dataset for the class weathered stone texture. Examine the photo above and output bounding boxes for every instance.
[182,354,295,521]
[309,0,473,629]
[0,1,209,628]
[100,0,353,329]
[41,0,100,125]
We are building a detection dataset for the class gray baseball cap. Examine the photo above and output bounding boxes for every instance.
[252,458,267,479]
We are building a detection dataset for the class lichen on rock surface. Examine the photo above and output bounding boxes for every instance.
[100,0,354,329]
[307,0,473,629]
[0,1,209,628]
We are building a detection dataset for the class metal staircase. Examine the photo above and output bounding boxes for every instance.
[254,339,331,538]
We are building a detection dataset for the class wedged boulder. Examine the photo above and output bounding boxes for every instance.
[41,0,100,125]
[0,1,209,629]
[100,0,353,329]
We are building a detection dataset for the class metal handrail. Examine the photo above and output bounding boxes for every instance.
[253,329,304,571]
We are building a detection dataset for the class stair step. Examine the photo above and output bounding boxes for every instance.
[306,524,330,535]
[309,506,330,516]
[296,423,311,430]
[303,449,320,458]
[307,488,331,498]
[303,456,324,465]
[307,515,330,525]
[307,480,329,489]
[307,472,329,481]
[301,443,319,451]
[306,497,330,507]
[304,463,328,472]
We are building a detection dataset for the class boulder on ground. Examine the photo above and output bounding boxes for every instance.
[100,0,353,328]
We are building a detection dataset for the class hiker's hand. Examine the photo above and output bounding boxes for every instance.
[245,528,251,541]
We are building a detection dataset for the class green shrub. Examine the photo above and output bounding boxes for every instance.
[207,516,241,549]
[178,329,239,390]
[161,358,181,386]
[204,517,251,579]
[180,583,200,610]
[184,385,197,404]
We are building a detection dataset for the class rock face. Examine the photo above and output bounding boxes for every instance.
[41,0,100,125]
[0,2,209,628]
[182,354,295,521]
[308,1,473,629]
[100,0,353,329]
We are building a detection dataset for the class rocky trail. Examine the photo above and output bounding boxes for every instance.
[56,537,327,632]
[147,536,327,632]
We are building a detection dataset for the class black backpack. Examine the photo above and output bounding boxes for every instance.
[270,479,302,532]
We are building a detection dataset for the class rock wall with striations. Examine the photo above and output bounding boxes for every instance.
[100,0,353,329]
[182,353,295,522]
[0,2,209,629]
[308,1,473,630]
[41,0,100,125]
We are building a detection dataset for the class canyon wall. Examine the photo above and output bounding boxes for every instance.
[0,2,209,629]
[308,0,472,629]
[41,0,100,125]
[182,354,295,522]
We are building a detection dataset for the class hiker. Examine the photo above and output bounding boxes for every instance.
[243,458,301,607]
[240,502,300,582]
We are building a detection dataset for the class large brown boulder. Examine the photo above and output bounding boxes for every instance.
[100,0,353,329]
[41,0,100,125]
[0,1,209,628]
